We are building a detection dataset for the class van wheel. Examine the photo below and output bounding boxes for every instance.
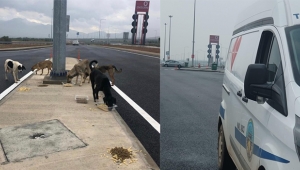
[164,64,168,67]
[218,125,236,170]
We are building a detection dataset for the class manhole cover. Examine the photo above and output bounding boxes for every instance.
[38,84,48,87]
[0,119,86,162]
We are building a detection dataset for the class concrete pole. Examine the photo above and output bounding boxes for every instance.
[168,15,172,59]
[99,19,105,41]
[164,23,166,62]
[191,0,196,67]
[51,0,67,77]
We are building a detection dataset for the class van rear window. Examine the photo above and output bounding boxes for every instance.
[286,25,300,86]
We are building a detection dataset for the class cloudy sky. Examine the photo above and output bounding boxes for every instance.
[0,0,160,38]
[160,0,258,64]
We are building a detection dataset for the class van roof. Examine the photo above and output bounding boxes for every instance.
[233,0,300,35]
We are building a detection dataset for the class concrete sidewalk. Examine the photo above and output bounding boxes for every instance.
[0,57,158,170]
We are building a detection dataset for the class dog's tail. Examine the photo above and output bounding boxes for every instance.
[89,60,98,70]
[112,65,122,73]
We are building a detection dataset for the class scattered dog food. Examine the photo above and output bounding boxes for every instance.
[18,87,30,92]
[108,147,137,165]
[62,82,73,87]
[97,103,109,112]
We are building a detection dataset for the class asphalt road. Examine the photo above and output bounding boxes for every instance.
[0,48,52,92]
[0,45,160,166]
[160,67,224,169]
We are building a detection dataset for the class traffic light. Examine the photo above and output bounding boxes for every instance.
[131,14,137,34]
[142,13,149,34]
[216,44,220,59]
[207,44,212,58]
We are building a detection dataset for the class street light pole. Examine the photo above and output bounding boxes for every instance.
[99,19,106,41]
[164,23,167,62]
[51,8,53,41]
[168,15,173,60]
[192,0,196,67]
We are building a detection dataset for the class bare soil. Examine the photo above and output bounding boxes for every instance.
[0,44,47,48]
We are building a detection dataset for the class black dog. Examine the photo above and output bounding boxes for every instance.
[89,60,116,109]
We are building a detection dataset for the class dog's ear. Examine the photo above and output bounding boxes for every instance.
[22,66,26,70]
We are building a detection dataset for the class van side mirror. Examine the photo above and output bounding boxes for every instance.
[244,64,273,102]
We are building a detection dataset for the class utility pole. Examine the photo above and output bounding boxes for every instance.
[51,0,67,77]
[168,15,173,59]
[51,8,53,41]
[99,19,105,41]
[164,23,167,62]
[192,0,196,67]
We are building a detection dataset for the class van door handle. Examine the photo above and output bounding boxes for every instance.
[237,91,242,97]
[242,96,248,103]
[222,84,230,95]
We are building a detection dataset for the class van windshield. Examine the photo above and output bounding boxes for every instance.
[286,25,300,86]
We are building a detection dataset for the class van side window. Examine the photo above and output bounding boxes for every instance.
[255,31,281,82]
[267,37,281,83]
[255,30,288,116]
[255,31,273,64]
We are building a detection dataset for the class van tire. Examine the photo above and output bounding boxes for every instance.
[218,125,236,170]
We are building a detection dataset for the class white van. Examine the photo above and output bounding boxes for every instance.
[218,0,300,169]
[72,40,79,45]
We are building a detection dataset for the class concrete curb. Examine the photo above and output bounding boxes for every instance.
[0,71,35,101]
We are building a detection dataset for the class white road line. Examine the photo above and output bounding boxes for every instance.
[111,82,160,133]
[114,49,159,59]
[0,71,35,101]
[99,46,159,59]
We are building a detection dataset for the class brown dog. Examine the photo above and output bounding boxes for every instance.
[31,60,53,75]
[67,59,91,86]
[94,63,122,86]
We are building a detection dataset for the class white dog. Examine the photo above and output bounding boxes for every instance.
[4,59,26,83]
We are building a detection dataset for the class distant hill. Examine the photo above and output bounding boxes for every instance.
[0,18,158,40]
[0,18,98,39]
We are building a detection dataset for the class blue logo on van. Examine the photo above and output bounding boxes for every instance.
[246,119,254,161]
[293,13,299,19]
